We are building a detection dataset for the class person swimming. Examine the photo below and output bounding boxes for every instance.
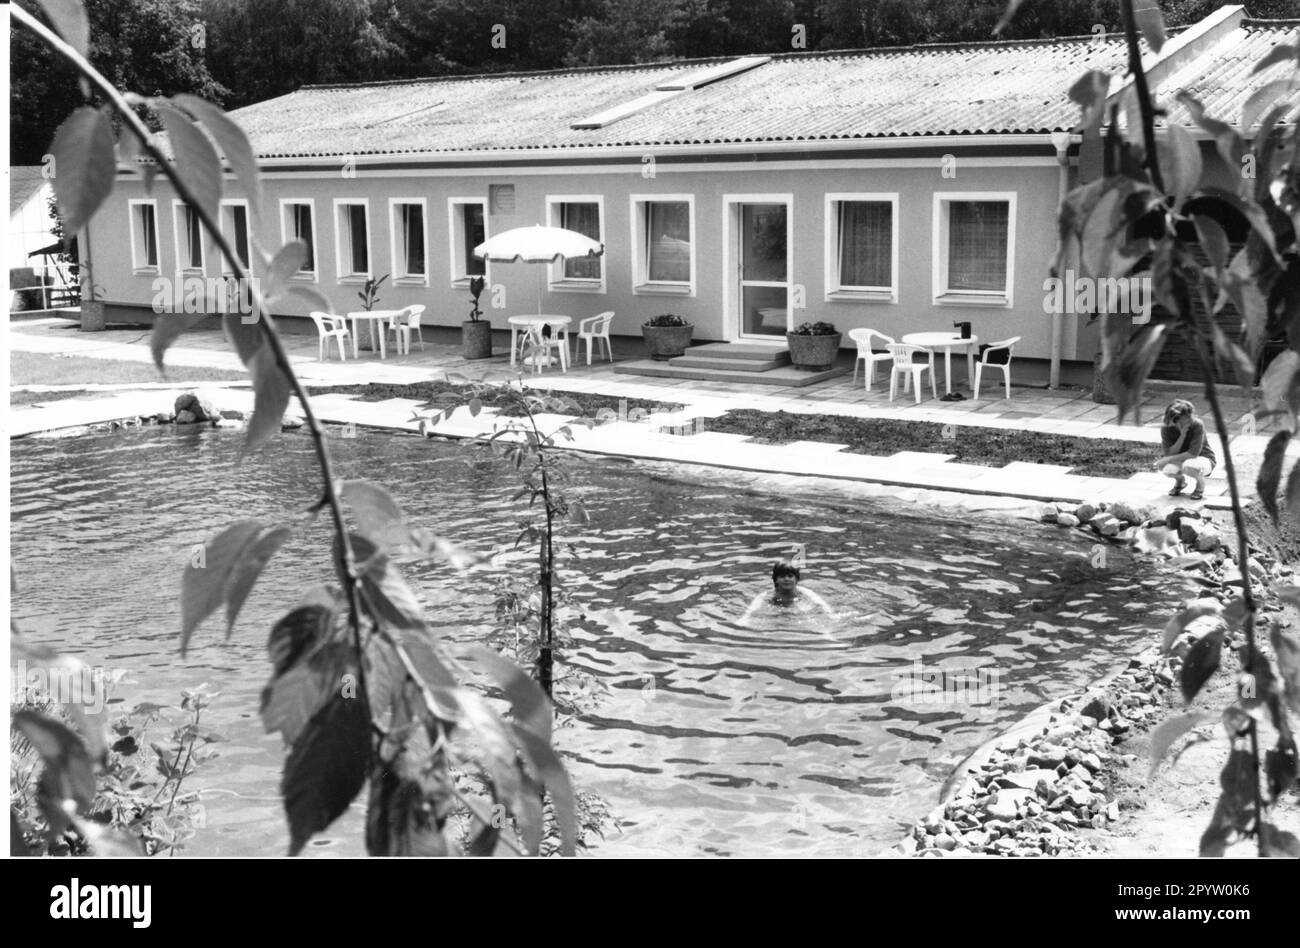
[739,560,837,627]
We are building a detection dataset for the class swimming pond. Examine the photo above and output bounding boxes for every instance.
[9,425,1176,856]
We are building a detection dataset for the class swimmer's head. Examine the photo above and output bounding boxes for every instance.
[772,560,800,590]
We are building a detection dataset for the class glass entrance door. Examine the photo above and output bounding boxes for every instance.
[738,203,789,338]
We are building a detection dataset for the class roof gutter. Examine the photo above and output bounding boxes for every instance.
[241,133,1073,169]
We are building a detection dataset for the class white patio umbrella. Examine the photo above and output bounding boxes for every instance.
[473,224,604,313]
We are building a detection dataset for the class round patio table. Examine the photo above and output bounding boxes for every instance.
[901,331,980,395]
[508,315,572,369]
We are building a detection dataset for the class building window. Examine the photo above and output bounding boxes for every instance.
[391,199,427,283]
[335,200,370,279]
[129,200,158,272]
[173,201,204,273]
[632,195,693,294]
[827,197,896,299]
[933,193,1015,305]
[546,196,604,290]
[448,198,487,285]
[219,201,251,275]
[281,201,316,277]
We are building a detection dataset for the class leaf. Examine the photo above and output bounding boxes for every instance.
[225,525,292,637]
[244,348,292,453]
[1251,39,1300,76]
[13,709,95,816]
[181,520,265,653]
[1115,324,1168,425]
[36,0,90,58]
[151,314,209,372]
[1257,431,1292,526]
[1242,79,1297,134]
[1199,750,1257,856]
[1192,214,1230,278]
[1175,91,1245,172]
[262,642,353,746]
[1286,461,1300,531]
[1133,1,1166,54]
[340,480,408,553]
[511,723,577,856]
[222,314,263,367]
[12,637,110,761]
[468,397,483,418]
[1265,737,1298,803]
[1080,186,1124,278]
[569,500,590,525]
[346,534,426,631]
[264,240,310,301]
[468,645,553,743]
[49,107,116,233]
[155,101,223,227]
[1271,622,1300,715]
[364,743,452,857]
[282,691,370,856]
[453,689,543,855]
[1181,627,1224,704]
[1261,823,1300,857]
[992,0,1028,36]
[1260,350,1300,420]
[170,94,263,224]
[1161,124,1202,209]
[1162,599,1224,654]
[1198,187,1278,260]
[1148,712,1210,778]
[267,605,336,676]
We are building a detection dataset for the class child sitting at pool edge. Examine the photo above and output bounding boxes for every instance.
[1156,398,1216,501]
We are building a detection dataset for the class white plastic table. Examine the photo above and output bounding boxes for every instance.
[346,310,403,359]
[508,315,572,369]
[901,332,980,395]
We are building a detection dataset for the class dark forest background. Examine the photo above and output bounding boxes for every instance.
[11,0,1299,164]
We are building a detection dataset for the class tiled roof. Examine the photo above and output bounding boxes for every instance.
[225,35,1134,159]
[10,166,48,216]
[1157,20,1300,127]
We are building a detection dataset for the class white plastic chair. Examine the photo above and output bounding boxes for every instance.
[886,343,937,404]
[308,311,350,362]
[973,336,1021,399]
[575,310,615,365]
[521,322,567,374]
[388,304,427,355]
[848,328,895,390]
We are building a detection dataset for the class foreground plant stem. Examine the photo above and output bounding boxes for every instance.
[1193,340,1265,856]
[15,4,370,714]
[1119,0,1166,193]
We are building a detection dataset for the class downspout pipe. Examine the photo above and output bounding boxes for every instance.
[1048,131,1078,389]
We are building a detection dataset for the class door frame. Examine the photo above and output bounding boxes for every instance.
[721,193,793,343]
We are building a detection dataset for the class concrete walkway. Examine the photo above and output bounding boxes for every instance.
[8,316,1287,512]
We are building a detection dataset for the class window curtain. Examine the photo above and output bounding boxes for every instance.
[646,201,690,282]
[185,206,202,269]
[348,204,369,274]
[562,203,600,279]
[402,204,425,276]
[231,206,249,267]
[463,204,485,276]
[948,201,1008,291]
[293,205,314,271]
[838,201,891,288]
[138,206,157,266]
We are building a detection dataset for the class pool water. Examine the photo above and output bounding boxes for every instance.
[9,426,1173,857]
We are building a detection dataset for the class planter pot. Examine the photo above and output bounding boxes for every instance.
[462,319,493,360]
[79,300,106,332]
[642,324,693,360]
[786,331,842,371]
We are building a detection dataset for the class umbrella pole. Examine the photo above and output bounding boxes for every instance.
[536,266,542,315]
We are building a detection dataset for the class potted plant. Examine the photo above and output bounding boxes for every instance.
[787,321,842,371]
[463,275,492,359]
[642,313,693,360]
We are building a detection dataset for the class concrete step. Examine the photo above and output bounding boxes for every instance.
[614,359,847,388]
[668,355,785,372]
[684,342,791,364]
